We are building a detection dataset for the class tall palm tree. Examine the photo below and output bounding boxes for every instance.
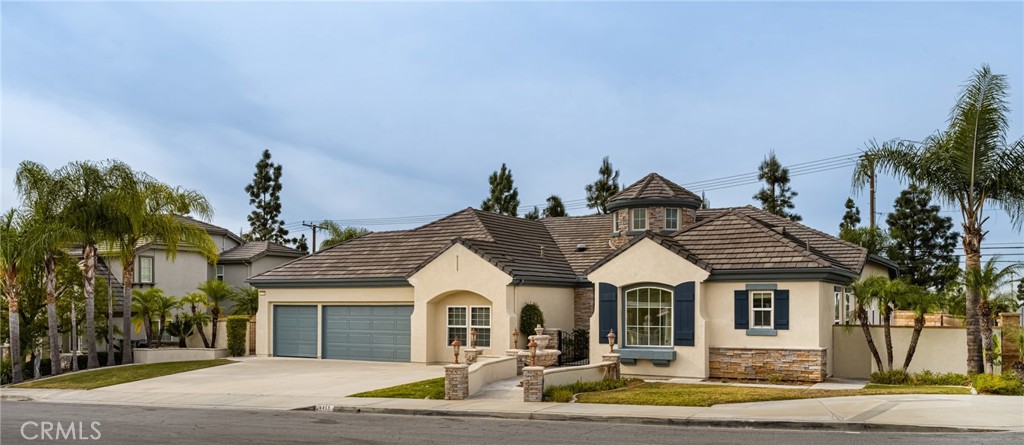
[54,160,139,369]
[857,65,1024,373]
[0,209,34,383]
[109,172,217,364]
[15,161,75,376]
[150,293,180,347]
[197,280,234,347]
[181,292,211,348]
[965,257,1023,373]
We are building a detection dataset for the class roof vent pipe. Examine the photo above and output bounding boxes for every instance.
[575,244,587,252]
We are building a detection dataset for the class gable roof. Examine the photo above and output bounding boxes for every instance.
[218,241,306,264]
[607,173,702,210]
[176,215,244,245]
[584,231,711,275]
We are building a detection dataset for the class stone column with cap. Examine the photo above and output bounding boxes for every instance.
[444,364,469,400]
[522,366,544,402]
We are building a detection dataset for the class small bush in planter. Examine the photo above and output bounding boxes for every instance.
[519,302,545,345]
[972,372,1024,396]
[226,315,249,357]
[869,369,911,385]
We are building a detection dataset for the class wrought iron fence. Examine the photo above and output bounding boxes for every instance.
[556,328,589,366]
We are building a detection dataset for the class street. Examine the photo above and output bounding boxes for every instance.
[0,402,1020,445]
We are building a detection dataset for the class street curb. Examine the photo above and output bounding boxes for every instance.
[302,404,1007,433]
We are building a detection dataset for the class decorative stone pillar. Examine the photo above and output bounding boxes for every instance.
[1000,313,1022,373]
[602,353,621,381]
[522,366,545,402]
[464,348,479,365]
[507,349,524,375]
[444,364,469,400]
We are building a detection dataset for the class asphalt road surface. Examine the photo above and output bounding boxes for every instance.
[1,402,1021,445]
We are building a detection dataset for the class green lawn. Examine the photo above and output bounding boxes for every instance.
[13,359,233,390]
[350,377,446,399]
[574,382,970,407]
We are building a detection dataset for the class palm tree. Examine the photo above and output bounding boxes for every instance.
[197,280,234,347]
[0,209,34,383]
[164,315,194,348]
[850,277,886,372]
[857,65,1024,373]
[232,286,259,317]
[109,172,216,363]
[131,288,159,345]
[318,221,369,251]
[150,293,180,347]
[181,292,211,348]
[965,257,1023,373]
[900,286,942,371]
[15,161,75,376]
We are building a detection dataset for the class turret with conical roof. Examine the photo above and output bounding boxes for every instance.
[607,173,703,246]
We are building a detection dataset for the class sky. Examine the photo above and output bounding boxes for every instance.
[2,1,1022,261]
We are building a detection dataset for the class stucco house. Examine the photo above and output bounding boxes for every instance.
[249,173,894,381]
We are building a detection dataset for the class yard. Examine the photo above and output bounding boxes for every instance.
[571,382,971,406]
[12,359,233,390]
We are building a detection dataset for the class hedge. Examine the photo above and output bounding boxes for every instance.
[226,315,249,357]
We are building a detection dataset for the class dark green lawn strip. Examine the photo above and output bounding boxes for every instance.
[350,377,446,399]
[14,359,233,390]
[575,383,970,407]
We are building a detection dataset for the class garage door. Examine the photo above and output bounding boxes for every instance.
[273,305,317,358]
[322,305,412,362]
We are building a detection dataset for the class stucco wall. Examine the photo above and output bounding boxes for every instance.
[106,249,211,298]
[586,238,711,378]
[254,286,414,357]
[515,285,575,333]
[832,325,971,378]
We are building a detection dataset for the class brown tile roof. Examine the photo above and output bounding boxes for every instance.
[542,214,616,275]
[175,215,244,244]
[219,241,306,263]
[609,173,702,203]
[584,231,711,275]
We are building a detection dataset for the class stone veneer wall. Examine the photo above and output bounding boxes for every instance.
[709,347,827,382]
[573,286,594,331]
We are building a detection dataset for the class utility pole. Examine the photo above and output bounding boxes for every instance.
[301,221,326,254]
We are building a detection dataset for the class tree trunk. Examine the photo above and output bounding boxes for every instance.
[903,314,925,371]
[882,304,894,372]
[858,307,884,372]
[44,254,61,376]
[868,165,876,229]
[7,292,22,383]
[157,315,168,348]
[963,224,985,374]
[979,299,995,374]
[210,307,221,348]
[71,302,78,371]
[83,244,99,369]
[121,254,135,364]
[190,304,210,348]
[106,271,115,366]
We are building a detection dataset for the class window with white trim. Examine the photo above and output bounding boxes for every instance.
[751,291,773,329]
[216,265,225,282]
[613,212,620,232]
[625,287,672,347]
[447,306,491,348]
[630,208,648,231]
[139,257,154,284]
[834,286,854,324]
[664,208,679,230]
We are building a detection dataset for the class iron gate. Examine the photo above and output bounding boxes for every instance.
[556,329,589,366]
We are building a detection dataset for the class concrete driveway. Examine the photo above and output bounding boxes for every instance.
[97,357,444,398]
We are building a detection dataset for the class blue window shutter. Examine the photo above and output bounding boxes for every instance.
[775,289,790,330]
[674,281,695,346]
[598,283,617,344]
[734,290,749,330]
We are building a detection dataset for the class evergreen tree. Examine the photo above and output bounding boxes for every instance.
[480,163,519,216]
[244,149,289,243]
[585,156,620,214]
[524,207,540,220]
[753,151,801,221]
[840,198,861,232]
[840,226,890,255]
[885,184,960,292]
[294,234,309,254]
[543,195,566,218]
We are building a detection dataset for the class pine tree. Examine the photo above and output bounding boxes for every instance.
[543,195,566,218]
[524,207,540,220]
[753,151,801,221]
[244,149,289,243]
[840,198,861,232]
[294,234,309,254]
[480,163,519,216]
[700,191,710,210]
[585,156,620,214]
[885,184,959,292]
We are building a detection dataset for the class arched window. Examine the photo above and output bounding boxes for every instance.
[624,287,672,347]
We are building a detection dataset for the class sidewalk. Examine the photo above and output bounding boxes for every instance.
[3,387,1021,432]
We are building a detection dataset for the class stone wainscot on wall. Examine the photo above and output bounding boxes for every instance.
[709,347,827,382]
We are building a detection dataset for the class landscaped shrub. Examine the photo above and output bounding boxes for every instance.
[972,372,1024,396]
[911,370,970,386]
[542,378,642,402]
[519,302,545,344]
[869,369,911,385]
[226,315,249,357]
[2,352,124,384]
